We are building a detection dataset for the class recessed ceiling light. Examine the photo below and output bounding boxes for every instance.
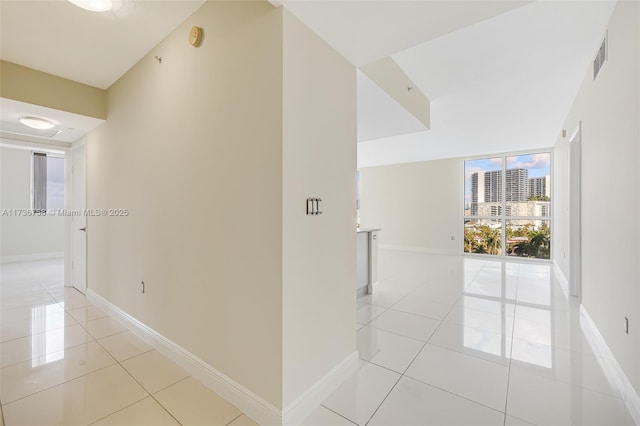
[18,116,55,130]
[68,0,113,12]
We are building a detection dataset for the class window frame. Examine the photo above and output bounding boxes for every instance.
[462,148,553,262]
[31,151,65,211]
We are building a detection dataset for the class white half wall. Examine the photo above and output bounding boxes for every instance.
[553,0,640,395]
[85,1,358,421]
[359,158,462,254]
[0,147,64,260]
[281,8,357,410]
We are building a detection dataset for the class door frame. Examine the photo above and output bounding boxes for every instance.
[569,122,582,301]
[67,139,87,294]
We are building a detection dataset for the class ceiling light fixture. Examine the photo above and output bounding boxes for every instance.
[68,0,113,12]
[18,116,56,130]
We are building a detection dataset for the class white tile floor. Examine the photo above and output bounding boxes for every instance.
[0,259,248,426]
[347,251,636,426]
[1,252,637,425]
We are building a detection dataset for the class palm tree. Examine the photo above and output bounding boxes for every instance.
[464,229,475,253]
[480,226,501,255]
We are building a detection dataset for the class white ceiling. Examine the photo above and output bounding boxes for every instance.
[1,0,205,89]
[0,98,104,143]
[276,0,532,67]
[0,0,619,165]
[356,0,616,167]
[357,70,426,142]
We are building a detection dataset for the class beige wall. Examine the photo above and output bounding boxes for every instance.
[0,147,64,258]
[281,9,356,407]
[553,0,640,393]
[0,60,106,119]
[86,0,357,414]
[87,1,284,407]
[359,158,462,253]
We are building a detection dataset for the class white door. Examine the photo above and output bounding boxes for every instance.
[71,144,87,294]
[569,123,582,301]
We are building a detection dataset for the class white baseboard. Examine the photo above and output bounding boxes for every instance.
[552,259,569,299]
[87,289,358,425]
[379,244,459,256]
[579,305,640,424]
[282,351,358,425]
[1,251,64,263]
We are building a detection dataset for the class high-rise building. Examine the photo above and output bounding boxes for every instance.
[470,168,529,214]
[505,168,529,201]
[529,175,551,198]
[484,170,502,202]
[471,171,485,204]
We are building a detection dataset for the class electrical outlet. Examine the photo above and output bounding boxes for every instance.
[451,235,455,241]
[624,317,629,334]
[141,281,145,294]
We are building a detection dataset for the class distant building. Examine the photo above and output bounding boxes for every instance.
[529,175,551,198]
[470,168,529,214]
[505,169,529,201]
[475,200,550,226]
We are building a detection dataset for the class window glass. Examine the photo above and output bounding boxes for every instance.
[464,152,551,259]
[46,156,65,210]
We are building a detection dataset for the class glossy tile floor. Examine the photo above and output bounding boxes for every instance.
[0,259,256,426]
[1,253,636,425]
[336,250,636,426]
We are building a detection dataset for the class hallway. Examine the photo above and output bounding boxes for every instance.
[0,251,636,425]
[0,259,254,425]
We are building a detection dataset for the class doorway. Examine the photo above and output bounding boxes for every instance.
[71,142,87,294]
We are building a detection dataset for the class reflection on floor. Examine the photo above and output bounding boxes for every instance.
[347,251,636,426]
[0,252,636,425]
[0,259,254,426]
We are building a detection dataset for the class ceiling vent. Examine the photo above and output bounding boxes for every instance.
[593,31,608,81]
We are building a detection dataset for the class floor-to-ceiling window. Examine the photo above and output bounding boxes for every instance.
[464,152,551,259]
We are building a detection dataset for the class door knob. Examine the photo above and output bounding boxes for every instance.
[79,227,86,232]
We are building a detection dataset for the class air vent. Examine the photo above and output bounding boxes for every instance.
[593,31,608,80]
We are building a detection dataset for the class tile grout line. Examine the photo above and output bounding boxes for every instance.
[0,320,84,343]
[3,283,181,425]
[363,371,402,425]
[361,259,515,425]
[503,263,519,426]
[319,404,359,425]
[86,394,158,426]
[400,375,508,416]
[225,412,243,425]
[357,324,427,345]
[4,278,241,426]
[90,325,186,426]
[361,267,469,425]
[0,335,95,369]
[0,361,119,407]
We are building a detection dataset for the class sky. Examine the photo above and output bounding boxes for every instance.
[464,153,551,204]
[46,156,65,209]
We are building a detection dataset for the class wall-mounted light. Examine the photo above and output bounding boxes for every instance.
[18,116,55,130]
[68,0,112,12]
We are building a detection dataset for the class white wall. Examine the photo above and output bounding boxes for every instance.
[281,9,356,407]
[359,158,462,254]
[553,0,640,394]
[0,147,64,259]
